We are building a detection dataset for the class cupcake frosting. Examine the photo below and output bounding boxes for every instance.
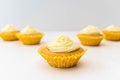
[20,26,39,34]
[47,35,80,53]
[80,25,100,35]
[105,25,120,32]
[1,24,18,32]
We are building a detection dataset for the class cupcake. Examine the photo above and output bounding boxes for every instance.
[0,24,19,41]
[16,26,43,45]
[38,35,86,68]
[102,25,120,41]
[77,25,103,46]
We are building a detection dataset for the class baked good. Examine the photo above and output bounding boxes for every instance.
[0,24,19,41]
[16,26,43,45]
[102,25,120,41]
[77,25,103,46]
[38,35,86,68]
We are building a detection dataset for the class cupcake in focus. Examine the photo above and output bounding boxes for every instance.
[38,35,86,68]
[0,24,19,41]
[16,26,43,45]
[77,25,103,46]
[102,25,120,41]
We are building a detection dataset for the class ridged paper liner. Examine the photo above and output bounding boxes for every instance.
[0,32,19,41]
[16,33,43,45]
[77,34,103,46]
[38,47,86,68]
[102,30,120,41]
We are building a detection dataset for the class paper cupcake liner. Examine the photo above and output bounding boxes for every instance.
[0,32,19,41]
[102,30,120,41]
[77,34,103,46]
[16,33,43,45]
[38,48,86,68]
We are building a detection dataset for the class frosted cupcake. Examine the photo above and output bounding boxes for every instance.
[38,35,86,68]
[16,26,43,45]
[0,24,19,41]
[102,25,120,41]
[77,25,103,46]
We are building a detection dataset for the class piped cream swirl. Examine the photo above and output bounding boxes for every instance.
[80,25,100,35]
[105,25,120,32]
[2,24,18,32]
[47,35,80,52]
[20,26,39,34]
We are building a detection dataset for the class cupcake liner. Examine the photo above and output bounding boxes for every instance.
[38,47,86,68]
[16,33,43,45]
[0,32,19,41]
[102,30,120,41]
[77,34,103,46]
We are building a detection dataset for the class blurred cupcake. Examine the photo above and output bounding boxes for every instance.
[0,24,19,41]
[38,35,86,68]
[102,25,120,41]
[16,26,43,45]
[77,25,103,46]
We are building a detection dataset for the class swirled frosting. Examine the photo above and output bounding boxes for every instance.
[80,25,100,35]
[2,24,18,32]
[47,35,80,52]
[105,25,120,32]
[20,26,39,34]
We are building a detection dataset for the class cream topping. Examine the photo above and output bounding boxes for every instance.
[80,25,100,35]
[20,26,39,34]
[1,24,18,32]
[47,35,80,53]
[105,25,120,32]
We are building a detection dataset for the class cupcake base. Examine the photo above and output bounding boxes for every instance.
[16,33,44,45]
[102,30,120,41]
[77,34,103,46]
[0,31,19,41]
[38,46,86,68]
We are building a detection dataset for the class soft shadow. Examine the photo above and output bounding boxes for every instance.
[82,43,104,48]
[105,39,120,42]
[99,43,108,47]
[36,60,89,73]
[103,39,120,46]
[12,41,47,48]
[0,37,19,42]
[39,41,47,45]
[55,61,88,72]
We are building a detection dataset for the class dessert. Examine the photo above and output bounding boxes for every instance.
[0,24,19,41]
[38,35,86,68]
[16,26,43,45]
[102,25,120,41]
[77,25,103,46]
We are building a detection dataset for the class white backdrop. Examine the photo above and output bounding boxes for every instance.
[0,0,120,31]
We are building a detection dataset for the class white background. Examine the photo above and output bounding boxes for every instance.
[0,1,120,80]
[0,0,120,31]
[0,32,120,80]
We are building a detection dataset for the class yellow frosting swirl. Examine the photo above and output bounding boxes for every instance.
[80,25,100,35]
[2,24,18,32]
[105,25,120,32]
[20,26,39,34]
[47,35,80,53]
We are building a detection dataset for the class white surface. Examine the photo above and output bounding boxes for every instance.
[0,31,120,80]
[0,0,120,31]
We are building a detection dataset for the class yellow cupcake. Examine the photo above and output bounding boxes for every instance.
[102,25,120,41]
[0,24,19,41]
[16,26,43,45]
[38,35,86,68]
[77,25,103,46]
